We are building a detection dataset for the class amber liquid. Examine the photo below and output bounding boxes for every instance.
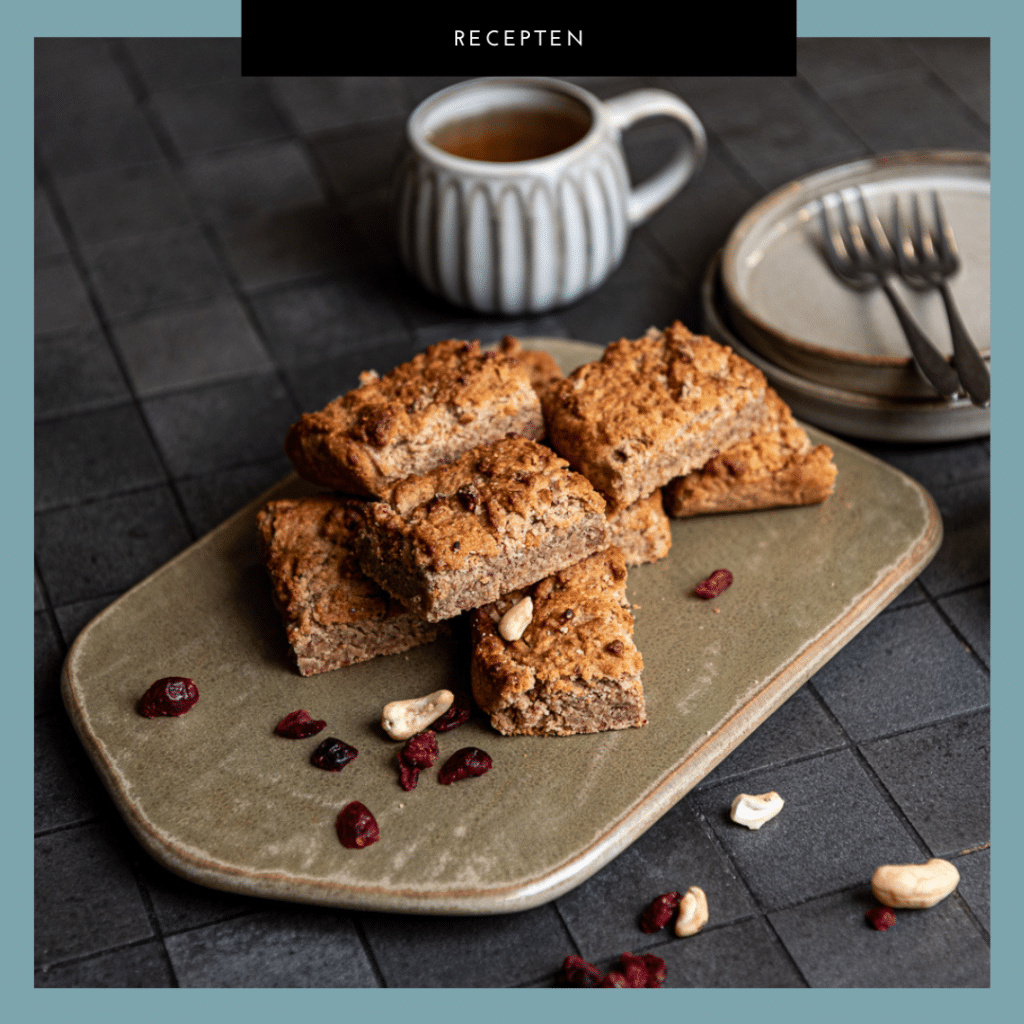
[429,107,591,162]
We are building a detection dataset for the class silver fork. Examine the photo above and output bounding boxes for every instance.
[819,189,962,399]
[893,192,990,407]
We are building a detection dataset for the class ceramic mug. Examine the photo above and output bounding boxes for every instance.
[394,77,707,315]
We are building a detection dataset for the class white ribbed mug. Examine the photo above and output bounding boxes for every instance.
[394,77,706,314]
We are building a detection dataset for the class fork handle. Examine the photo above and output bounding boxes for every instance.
[938,282,990,407]
[878,277,962,398]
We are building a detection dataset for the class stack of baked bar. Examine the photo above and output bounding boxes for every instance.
[257,324,837,737]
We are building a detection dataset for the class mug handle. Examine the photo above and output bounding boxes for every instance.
[602,89,708,227]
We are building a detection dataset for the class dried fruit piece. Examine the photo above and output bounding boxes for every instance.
[336,801,379,849]
[432,694,472,732]
[275,709,327,738]
[866,906,897,931]
[557,955,603,988]
[695,568,733,599]
[640,891,682,933]
[438,746,492,784]
[617,952,649,988]
[397,730,439,791]
[601,970,628,988]
[310,737,358,771]
[640,953,667,988]
[138,676,199,718]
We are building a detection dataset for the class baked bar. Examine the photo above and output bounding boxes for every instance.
[544,322,768,509]
[284,339,544,497]
[355,435,609,623]
[606,489,672,566]
[498,335,565,405]
[470,547,646,736]
[664,388,837,517]
[256,496,439,676]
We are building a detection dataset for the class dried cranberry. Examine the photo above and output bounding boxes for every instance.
[336,801,379,849]
[138,676,199,718]
[275,709,327,738]
[438,747,492,784]
[397,731,439,791]
[866,906,897,931]
[557,955,603,988]
[695,568,733,599]
[310,737,358,771]
[640,953,667,988]
[601,970,628,988]
[640,890,682,933]
[617,952,649,988]
[432,694,472,732]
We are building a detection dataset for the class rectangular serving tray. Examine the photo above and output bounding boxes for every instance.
[61,339,941,915]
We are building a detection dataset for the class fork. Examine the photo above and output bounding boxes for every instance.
[893,192,990,407]
[819,189,962,399]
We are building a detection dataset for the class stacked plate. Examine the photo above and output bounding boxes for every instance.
[702,150,990,443]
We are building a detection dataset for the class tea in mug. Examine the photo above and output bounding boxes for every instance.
[429,107,591,162]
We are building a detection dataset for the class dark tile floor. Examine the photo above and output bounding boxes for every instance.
[34,40,990,988]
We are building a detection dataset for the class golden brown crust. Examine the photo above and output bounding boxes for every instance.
[544,322,769,509]
[663,388,838,517]
[256,496,438,675]
[470,547,646,736]
[284,339,544,497]
[355,435,609,622]
[605,489,672,566]
[498,335,565,405]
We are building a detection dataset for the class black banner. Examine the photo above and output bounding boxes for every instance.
[241,6,797,77]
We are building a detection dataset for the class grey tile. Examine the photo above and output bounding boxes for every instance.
[250,278,409,367]
[769,885,989,987]
[828,73,989,153]
[176,456,293,536]
[908,38,990,124]
[661,76,867,192]
[53,162,195,246]
[35,187,67,259]
[141,375,299,477]
[951,847,990,933]
[398,77,474,107]
[80,226,233,320]
[35,610,64,717]
[165,908,378,987]
[939,584,990,667]
[649,916,805,987]
[35,940,175,988]
[35,821,153,966]
[557,798,755,964]
[35,405,167,511]
[151,79,289,157]
[34,38,136,118]
[919,479,990,596]
[269,76,407,135]
[857,437,989,494]
[796,38,924,99]
[861,713,989,855]
[218,205,352,291]
[54,597,117,651]
[362,903,568,987]
[35,256,97,336]
[123,37,242,93]
[110,297,273,396]
[35,328,131,419]
[697,685,847,789]
[35,713,106,831]
[139,858,258,935]
[810,603,989,741]
[183,140,326,225]
[309,122,406,199]
[282,344,412,413]
[691,750,923,911]
[35,486,193,606]
[36,105,164,178]
[35,570,47,611]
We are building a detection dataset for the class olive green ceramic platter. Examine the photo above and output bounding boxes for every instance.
[62,339,941,916]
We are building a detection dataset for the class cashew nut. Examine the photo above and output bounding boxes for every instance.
[730,791,785,829]
[674,886,709,937]
[381,689,454,740]
[498,596,533,642]
[871,858,960,909]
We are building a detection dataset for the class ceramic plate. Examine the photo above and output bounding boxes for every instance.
[721,151,990,399]
[62,340,941,915]
[702,252,990,443]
